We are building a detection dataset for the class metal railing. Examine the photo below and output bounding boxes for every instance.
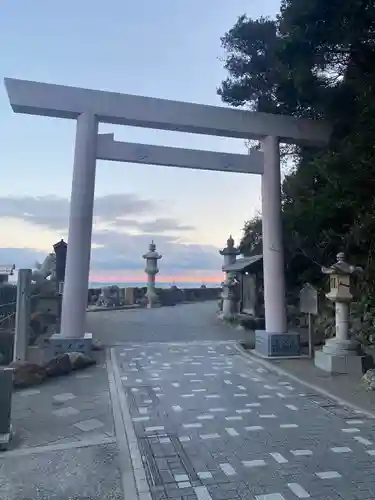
[0,292,47,332]
[0,300,17,332]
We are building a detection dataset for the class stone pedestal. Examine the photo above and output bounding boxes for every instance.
[314,338,367,375]
[222,291,233,319]
[221,276,237,320]
[255,330,301,358]
[46,332,93,360]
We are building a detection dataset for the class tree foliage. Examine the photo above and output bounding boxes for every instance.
[218,1,375,299]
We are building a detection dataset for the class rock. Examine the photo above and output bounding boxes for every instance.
[92,339,104,351]
[67,351,96,371]
[45,353,72,377]
[362,369,375,390]
[9,360,46,388]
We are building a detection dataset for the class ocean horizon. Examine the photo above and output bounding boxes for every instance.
[89,281,221,289]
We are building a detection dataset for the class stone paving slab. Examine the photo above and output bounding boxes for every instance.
[0,353,127,500]
[9,358,114,449]
[113,340,375,500]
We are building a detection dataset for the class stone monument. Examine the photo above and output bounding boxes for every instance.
[315,252,366,375]
[142,241,162,308]
[219,235,240,320]
[96,285,121,307]
[53,239,67,294]
[31,253,56,285]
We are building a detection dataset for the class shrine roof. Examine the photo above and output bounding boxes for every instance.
[222,255,263,273]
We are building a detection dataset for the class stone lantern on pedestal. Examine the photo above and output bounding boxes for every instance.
[142,241,162,308]
[219,235,240,320]
[315,252,366,375]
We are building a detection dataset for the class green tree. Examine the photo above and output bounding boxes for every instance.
[219,2,375,298]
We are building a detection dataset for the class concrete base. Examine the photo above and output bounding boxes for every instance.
[147,302,161,309]
[314,349,367,376]
[255,330,301,357]
[46,332,93,359]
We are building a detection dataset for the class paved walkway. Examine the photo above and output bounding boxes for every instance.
[113,341,375,500]
[2,304,375,499]
[0,353,126,500]
[86,301,245,345]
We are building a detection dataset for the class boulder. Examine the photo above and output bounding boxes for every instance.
[67,351,96,371]
[45,353,72,377]
[9,360,46,388]
[362,369,375,391]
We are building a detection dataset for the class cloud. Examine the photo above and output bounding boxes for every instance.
[0,194,159,232]
[0,194,222,278]
[113,217,194,233]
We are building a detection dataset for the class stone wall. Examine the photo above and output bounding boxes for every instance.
[87,286,221,307]
[157,287,221,306]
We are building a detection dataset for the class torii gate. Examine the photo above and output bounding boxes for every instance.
[4,78,331,357]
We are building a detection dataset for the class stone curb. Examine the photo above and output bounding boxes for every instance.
[234,343,375,420]
[106,348,151,500]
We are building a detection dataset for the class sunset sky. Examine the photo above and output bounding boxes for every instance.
[0,0,280,284]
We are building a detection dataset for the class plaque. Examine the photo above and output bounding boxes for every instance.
[299,283,318,315]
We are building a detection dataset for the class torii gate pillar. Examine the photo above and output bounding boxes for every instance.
[49,113,98,355]
[254,136,300,357]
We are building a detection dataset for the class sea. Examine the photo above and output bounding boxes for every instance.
[89,282,220,289]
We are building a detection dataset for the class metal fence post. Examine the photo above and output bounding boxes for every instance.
[13,269,32,362]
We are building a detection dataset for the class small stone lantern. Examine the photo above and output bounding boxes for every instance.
[219,235,240,320]
[142,241,162,308]
[314,252,365,375]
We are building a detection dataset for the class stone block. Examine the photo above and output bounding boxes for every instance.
[314,349,368,376]
[255,330,301,357]
[0,368,13,439]
[46,332,93,359]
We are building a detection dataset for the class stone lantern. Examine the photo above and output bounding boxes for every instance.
[142,241,162,308]
[314,252,365,375]
[219,235,240,320]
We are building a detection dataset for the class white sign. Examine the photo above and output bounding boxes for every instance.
[299,283,318,315]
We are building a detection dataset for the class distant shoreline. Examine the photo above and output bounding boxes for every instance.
[89,282,221,289]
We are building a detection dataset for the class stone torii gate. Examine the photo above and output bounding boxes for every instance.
[4,77,331,357]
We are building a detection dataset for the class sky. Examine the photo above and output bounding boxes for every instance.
[0,0,280,284]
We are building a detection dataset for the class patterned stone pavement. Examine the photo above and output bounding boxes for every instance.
[113,341,375,500]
